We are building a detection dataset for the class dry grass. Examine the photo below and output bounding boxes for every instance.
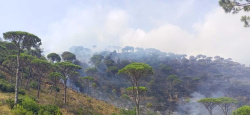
[0,79,120,115]
[0,92,13,115]
[25,81,120,115]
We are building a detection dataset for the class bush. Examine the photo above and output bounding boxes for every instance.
[146,102,152,108]
[38,105,62,115]
[112,108,136,115]
[55,87,60,92]
[29,81,38,89]
[121,94,129,100]
[21,96,39,114]
[18,89,26,95]
[0,74,5,79]
[0,79,14,92]
[86,97,92,103]
[232,105,250,115]
[6,98,14,109]
[11,104,33,115]
[112,89,117,93]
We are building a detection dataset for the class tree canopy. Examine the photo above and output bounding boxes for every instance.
[198,98,220,115]
[61,51,76,62]
[47,53,61,63]
[3,31,41,105]
[219,0,250,27]
[118,62,153,115]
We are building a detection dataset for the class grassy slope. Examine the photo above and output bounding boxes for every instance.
[0,79,120,115]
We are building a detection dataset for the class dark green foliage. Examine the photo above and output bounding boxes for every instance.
[3,31,42,48]
[30,81,38,89]
[55,61,82,103]
[232,105,250,115]
[55,87,60,92]
[167,75,182,85]
[84,67,97,77]
[82,76,94,81]
[6,98,14,109]
[90,54,104,67]
[47,53,61,63]
[198,98,221,115]
[118,63,154,79]
[21,96,39,113]
[146,103,152,108]
[107,66,119,76]
[219,0,250,27]
[217,97,238,115]
[10,96,62,115]
[38,105,62,115]
[104,59,115,67]
[11,104,33,115]
[126,87,147,92]
[61,51,76,62]
[118,62,153,115]
[18,89,26,95]
[121,94,129,99]
[0,79,14,92]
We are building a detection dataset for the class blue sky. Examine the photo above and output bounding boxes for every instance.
[0,0,250,65]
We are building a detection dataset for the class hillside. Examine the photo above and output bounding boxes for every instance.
[0,77,120,115]
[1,33,250,115]
[69,46,250,114]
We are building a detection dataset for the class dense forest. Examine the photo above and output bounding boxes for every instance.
[1,31,250,115]
[0,0,249,115]
[69,45,250,114]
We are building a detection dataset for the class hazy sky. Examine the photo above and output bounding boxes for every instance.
[0,0,250,65]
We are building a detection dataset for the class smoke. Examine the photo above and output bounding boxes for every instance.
[41,6,250,66]
[176,92,227,115]
[176,92,205,115]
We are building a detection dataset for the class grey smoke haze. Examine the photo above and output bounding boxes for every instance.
[177,92,234,115]
[0,0,250,65]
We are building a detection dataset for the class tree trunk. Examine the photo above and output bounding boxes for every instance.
[25,78,30,90]
[135,83,140,115]
[54,83,57,103]
[25,67,32,90]
[64,79,67,104]
[20,70,23,88]
[10,75,12,84]
[37,76,41,98]
[209,110,213,115]
[49,84,54,94]
[14,49,20,106]
[55,90,57,104]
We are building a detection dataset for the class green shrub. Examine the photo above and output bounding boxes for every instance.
[92,83,97,88]
[6,98,14,109]
[55,87,60,92]
[18,89,26,95]
[146,102,152,108]
[112,89,117,93]
[5,84,15,92]
[77,108,84,115]
[0,79,14,92]
[21,96,39,113]
[29,81,38,89]
[0,74,5,79]
[232,105,250,115]
[38,105,62,115]
[121,94,129,100]
[87,97,92,103]
[11,104,33,115]
[112,108,136,115]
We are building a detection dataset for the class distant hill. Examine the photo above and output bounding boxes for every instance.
[70,46,250,114]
